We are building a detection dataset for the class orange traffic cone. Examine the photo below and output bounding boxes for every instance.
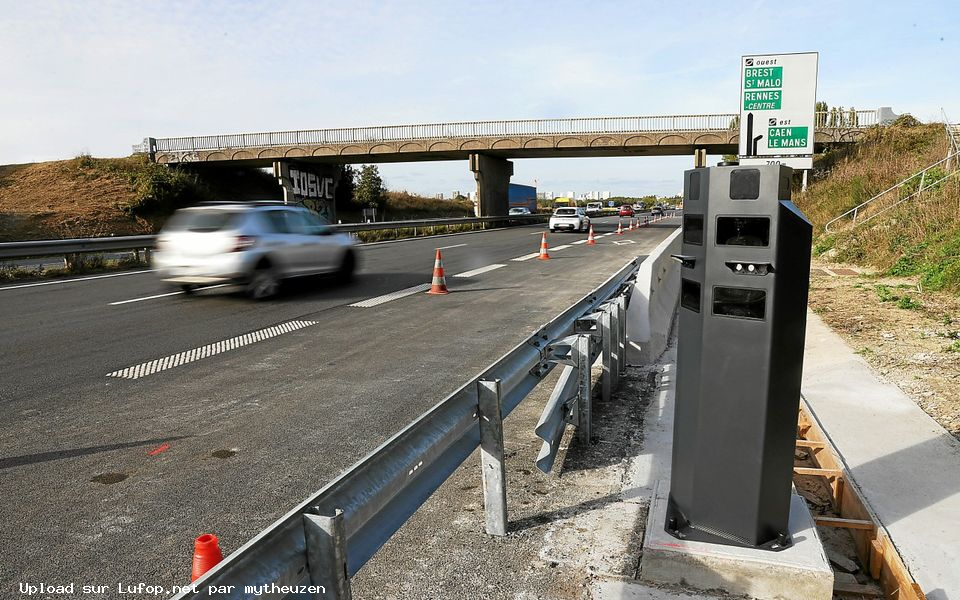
[191,534,223,581]
[427,249,449,294]
[616,221,623,235]
[538,232,551,260]
[586,224,597,245]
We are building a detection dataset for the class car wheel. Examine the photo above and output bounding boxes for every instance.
[247,264,280,300]
[179,284,196,295]
[337,250,356,283]
[549,228,555,233]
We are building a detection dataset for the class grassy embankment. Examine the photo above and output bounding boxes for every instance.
[796,121,960,294]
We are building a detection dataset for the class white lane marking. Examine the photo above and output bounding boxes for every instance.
[613,240,637,246]
[572,240,589,245]
[0,269,155,291]
[106,320,318,380]
[108,284,230,305]
[511,252,541,262]
[110,291,183,305]
[349,283,431,308]
[437,243,468,250]
[453,264,506,278]
[550,244,572,251]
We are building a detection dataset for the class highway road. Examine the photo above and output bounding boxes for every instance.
[0,215,678,597]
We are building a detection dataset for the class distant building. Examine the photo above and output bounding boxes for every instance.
[451,190,462,199]
[435,193,444,199]
[601,191,611,200]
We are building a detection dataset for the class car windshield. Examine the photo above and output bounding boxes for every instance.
[163,209,242,233]
[555,208,577,216]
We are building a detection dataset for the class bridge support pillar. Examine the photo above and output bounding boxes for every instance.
[469,154,513,217]
[694,148,707,168]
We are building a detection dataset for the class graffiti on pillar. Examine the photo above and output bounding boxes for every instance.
[273,161,339,224]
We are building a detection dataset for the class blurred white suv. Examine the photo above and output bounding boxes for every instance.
[549,207,590,233]
[153,202,357,299]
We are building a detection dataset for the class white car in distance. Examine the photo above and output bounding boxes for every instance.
[549,207,591,233]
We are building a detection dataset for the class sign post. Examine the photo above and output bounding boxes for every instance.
[738,52,818,171]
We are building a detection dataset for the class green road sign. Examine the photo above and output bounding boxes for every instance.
[767,126,809,149]
[743,90,782,110]
[744,66,783,89]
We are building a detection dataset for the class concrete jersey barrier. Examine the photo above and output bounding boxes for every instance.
[626,229,682,364]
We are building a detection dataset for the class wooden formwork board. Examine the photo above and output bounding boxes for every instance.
[796,400,925,600]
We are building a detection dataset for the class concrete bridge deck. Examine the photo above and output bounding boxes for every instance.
[137,110,886,166]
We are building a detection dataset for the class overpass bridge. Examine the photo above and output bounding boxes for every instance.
[134,108,892,216]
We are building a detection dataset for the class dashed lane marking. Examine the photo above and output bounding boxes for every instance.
[106,320,318,380]
[109,284,229,305]
[349,283,432,308]
[437,243,468,250]
[453,264,507,278]
[110,291,183,305]
[550,244,572,251]
[511,253,541,262]
[0,269,155,291]
[572,240,589,245]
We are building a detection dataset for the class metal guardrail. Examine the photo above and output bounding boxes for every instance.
[136,111,882,154]
[0,216,548,261]
[171,257,638,599]
[0,235,157,260]
[824,152,960,232]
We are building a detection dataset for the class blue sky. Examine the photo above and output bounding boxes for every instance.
[1,0,957,196]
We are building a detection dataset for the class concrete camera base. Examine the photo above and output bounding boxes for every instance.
[639,481,833,600]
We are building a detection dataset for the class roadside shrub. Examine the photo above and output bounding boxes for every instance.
[897,295,922,310]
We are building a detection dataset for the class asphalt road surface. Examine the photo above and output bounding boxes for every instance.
[0,215,678,598]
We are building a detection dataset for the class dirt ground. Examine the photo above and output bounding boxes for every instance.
[808,260,960,440]
[0,162,152,240]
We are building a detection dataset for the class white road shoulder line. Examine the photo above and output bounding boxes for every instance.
[106,320,318,380]
[0,269,155,291]
[437,243,468,250]
[453,264,506,278]
[349,283,431,308]
[511,252,541,262]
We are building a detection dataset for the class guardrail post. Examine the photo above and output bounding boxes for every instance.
[616,296,627,376]
[609,300,621,386]
[600,308,613,403]
[478,378,508,536]
[303,508,351,599]
[576,335,592,443]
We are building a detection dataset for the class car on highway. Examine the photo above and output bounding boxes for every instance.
[651,206,665,216]
[585,202,603,215]
[618,205,635,217]
[549,207,591,233]
[508,207,532,215]
[153,201,357,299]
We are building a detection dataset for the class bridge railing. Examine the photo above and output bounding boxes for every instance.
[141,111,881,154]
